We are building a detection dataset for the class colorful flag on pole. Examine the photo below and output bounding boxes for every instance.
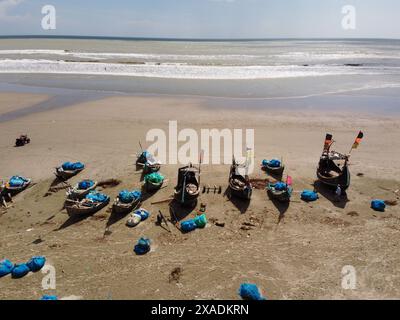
[324,134,333,151]
[352,131,364,149]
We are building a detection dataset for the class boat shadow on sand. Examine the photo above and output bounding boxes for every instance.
[313,180,350,209]
[104,207,128,231]
[223,187,250,214]
[169,200,197,223]
[267,193,290,224]
[55,211,94,231]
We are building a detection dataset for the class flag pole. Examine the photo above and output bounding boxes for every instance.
[199,149,204,185]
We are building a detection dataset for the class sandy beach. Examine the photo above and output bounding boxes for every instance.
[0,92,399,300]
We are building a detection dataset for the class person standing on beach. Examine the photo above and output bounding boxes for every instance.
[335,185,342,201]
[0,183,12,208]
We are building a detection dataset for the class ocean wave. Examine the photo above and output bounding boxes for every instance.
[273,51,400,60]
[0,49,259,61]
[0,59,387,80]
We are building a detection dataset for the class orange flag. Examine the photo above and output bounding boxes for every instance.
[352,131,364,149]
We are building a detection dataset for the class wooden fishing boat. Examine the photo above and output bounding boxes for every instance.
[144,179,163,192]
[4,177,31,195]
[174,164,200,207]
[136,151,161,173]
[228,157,252,200]
[113,194,141,214]
[267,180,293,202]
[261,159,285,176]
[55,166,84,180]
[66,180,97,200]
[316,134,352,190]
[65,196,110,217]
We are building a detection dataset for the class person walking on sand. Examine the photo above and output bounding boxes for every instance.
[335,185,342,202]
[0,183,12,208]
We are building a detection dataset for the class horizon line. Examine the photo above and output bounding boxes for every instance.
[0,35,399,42]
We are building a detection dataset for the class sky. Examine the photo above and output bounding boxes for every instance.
[0,0,399,39]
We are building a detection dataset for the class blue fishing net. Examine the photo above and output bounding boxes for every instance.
[144,172,164,183]
[193,214,207,228]
[9,176,28,187]
[119,190,141,204]
[268,159,281,168]
[119,190,134,203]
[11,263,30,279]
[78,180,94,190]
[181,219,197,233]
[86,192,108,203]
[62,162,84,171]
[301,190,319,202]
[239,283,266,300]
[134,237,151,255]
[40,295,58,300]
[371,200,386,212]
[26,256,46,272]
[0,259,14,277]
[274,182,287,191]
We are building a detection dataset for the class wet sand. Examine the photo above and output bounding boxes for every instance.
[0,93,399,299]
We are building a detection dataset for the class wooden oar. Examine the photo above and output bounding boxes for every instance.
[151,197,174,205]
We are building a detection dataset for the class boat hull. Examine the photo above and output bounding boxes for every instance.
[267,184,292,202]
[5,179,32,195]
[145,180,163,192]
[112,197,140,214]
[316,162,350,190]
[55,167,84,180]
[229,185,252,200]
[67,182,97,200]
[262,165,285,176]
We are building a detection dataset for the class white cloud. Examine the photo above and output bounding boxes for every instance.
[0,0,25,20]
[209,0,236,3]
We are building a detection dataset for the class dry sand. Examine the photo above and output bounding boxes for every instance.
[0,93,399,300]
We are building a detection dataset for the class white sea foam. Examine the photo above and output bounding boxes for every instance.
[0,49,259,61]
[0,58,383,80]
[272,51,400,60]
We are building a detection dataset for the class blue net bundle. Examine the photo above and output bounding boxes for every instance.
[181,214,207,232]
[371,200,386,212]
[0,259,14,277]
[239,283,266,300]
[9,176,28,187]
[40,295,58,300]
[27,256,46,272]
[267,159,281,168]
[119,190,142,204]
[86,192,109,203]
[180,219,197,233]
[301,190,318,202]
[274,182,287,191]
[62,161,84,171]
[78,180,94,190]
[134,237,151,255]
[144,172,164,184]
[11,263,30,279]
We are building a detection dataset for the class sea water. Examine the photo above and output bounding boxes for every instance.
[0,37,399,116]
